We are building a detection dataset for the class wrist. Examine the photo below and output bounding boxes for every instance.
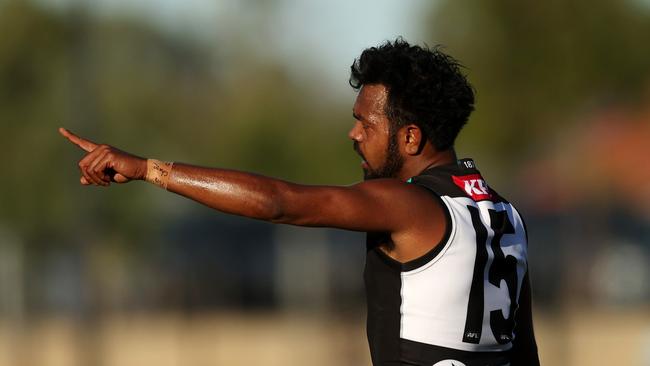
[144,159,174,189]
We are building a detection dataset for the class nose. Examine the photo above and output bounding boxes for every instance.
[348,121,363,141]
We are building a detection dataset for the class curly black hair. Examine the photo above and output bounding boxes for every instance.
[350,39,475,151]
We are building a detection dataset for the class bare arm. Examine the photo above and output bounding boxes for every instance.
[59,128,441,233]
[167,163,426,231]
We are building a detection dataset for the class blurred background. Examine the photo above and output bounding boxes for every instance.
[1,0,649,365]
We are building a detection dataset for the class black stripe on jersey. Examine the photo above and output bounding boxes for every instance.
[400,338,511,366]
[463,205,489,344]
[364,245,403,365]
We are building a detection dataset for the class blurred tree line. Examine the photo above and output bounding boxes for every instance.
[0,0,357,246]
[428,0,650,182]
[0,0,360,313]
[1,0,649,313]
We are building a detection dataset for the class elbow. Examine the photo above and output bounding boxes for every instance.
[267,194,298,225]
[267,202,288,224]
[265,181,293,224]
[269,212,289,224]
[265,181,311,225]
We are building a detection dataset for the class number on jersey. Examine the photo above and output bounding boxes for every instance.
[462,205,520,345]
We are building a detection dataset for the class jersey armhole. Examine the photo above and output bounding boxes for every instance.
[397,185,454,272]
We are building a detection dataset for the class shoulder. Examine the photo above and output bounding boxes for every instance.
[352,178,447,231]
[356,178,448,224]
[351,178,443,205]
[358,179,450,262]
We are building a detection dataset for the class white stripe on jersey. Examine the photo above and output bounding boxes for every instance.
[399,195,528,352]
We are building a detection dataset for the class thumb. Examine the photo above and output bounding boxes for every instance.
[113,173,130,183]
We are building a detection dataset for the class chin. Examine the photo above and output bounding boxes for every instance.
[363,170,381,181]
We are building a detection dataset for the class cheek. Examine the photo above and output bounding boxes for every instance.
[367,140,389,163]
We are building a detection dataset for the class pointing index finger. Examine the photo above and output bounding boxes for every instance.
[59,127,98,152]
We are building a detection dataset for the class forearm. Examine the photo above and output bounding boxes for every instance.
[156,161,291,222]
[141,159,430,231]
[59,129,327,225]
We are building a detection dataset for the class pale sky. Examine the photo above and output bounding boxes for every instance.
[40,0,434,93]
[268,0,433,86]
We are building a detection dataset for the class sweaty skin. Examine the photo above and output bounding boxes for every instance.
[60,84,453,263]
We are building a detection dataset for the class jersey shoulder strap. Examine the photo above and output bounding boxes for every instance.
[409,158,508,204]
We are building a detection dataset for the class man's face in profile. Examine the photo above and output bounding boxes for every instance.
[350,84,404,180]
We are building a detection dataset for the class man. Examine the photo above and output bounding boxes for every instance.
[61,39,539,366]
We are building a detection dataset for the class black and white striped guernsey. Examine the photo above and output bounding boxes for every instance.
[364,159,529,366]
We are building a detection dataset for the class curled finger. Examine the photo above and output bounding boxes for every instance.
[78,151,101,185]
[88,149,111,186]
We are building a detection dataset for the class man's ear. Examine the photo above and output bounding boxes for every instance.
[402,124,424,155]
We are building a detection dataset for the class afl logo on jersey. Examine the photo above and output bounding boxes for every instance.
[432,360,467,366]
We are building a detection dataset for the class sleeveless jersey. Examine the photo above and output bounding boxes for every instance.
[364,159,529,366]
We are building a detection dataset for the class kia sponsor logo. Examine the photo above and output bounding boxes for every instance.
[452,174,493,201]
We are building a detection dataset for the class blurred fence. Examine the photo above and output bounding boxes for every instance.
[1,309,649,366]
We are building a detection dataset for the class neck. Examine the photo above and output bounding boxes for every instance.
[397,148,457,181]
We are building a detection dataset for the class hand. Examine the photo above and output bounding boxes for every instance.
[59,127,147,186]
